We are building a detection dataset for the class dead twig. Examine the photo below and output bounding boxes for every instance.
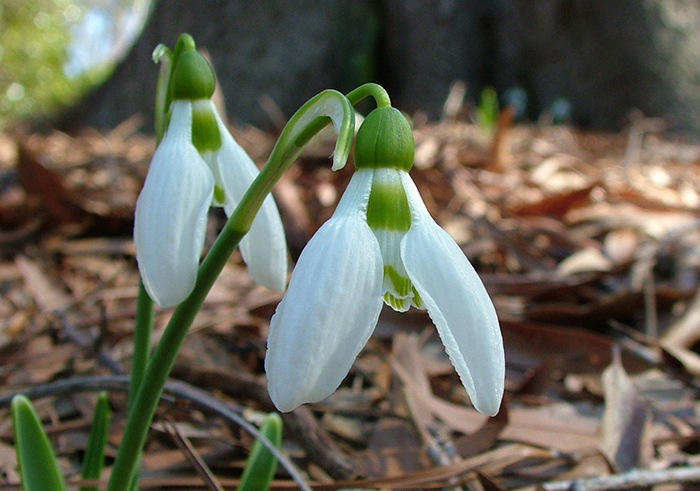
[163,414,226,491]
[541,465,700,491]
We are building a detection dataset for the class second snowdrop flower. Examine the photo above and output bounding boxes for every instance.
[134,46,287,307]
[266,105,505,416]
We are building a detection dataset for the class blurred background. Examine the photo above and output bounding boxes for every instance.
[5,0,700,135]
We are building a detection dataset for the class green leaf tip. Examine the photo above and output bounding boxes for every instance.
[80,392,110,491]
[11,394,67,491]
[236,412,283,491]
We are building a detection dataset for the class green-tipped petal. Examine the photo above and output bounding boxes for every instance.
[191,100,222,153]
[12,395,67,491]
[399,172,504,416]
[366,168,411,232]
[134,101,214,307]
[364,168,419,311]
[265,170,383,411]
[207,104,288,291]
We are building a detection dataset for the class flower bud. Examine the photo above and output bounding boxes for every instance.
[354,107,414,172]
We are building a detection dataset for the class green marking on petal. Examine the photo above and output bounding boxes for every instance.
[411,286,423,309]
[191,104,222,153]
[382,265,422,311]
[383,292,410,311]
[384,265,412,298]
[366,176,411,232]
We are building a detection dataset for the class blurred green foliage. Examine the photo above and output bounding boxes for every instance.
[0,1,107,125]
[476,86,499,132]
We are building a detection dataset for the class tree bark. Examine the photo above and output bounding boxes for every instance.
[59,0,378,132]
[60,0,700,134]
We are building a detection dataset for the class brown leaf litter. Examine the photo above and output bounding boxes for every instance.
[2,112,700,489]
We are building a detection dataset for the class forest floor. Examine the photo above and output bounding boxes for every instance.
[2,112,700,490]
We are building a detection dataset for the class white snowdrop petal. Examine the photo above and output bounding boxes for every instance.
[134,101,214,307]
[237,199,288,291]
[265,171,382,412]
[211,105,288,291]
[400,172,504,416]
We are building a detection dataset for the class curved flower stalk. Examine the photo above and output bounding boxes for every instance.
[134,42,287,307]
[266,104,505,416]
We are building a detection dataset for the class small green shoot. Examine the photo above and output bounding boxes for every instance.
[80,392,110,491]
[236,413,283,491]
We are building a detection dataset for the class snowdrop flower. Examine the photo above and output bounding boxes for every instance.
[266,106,505,416]
[134,49,287,307]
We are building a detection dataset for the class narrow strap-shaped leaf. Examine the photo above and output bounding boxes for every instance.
[236,413,283,491]
[11,394,67,491]
[80,392,110,491]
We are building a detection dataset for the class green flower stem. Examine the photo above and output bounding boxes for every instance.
[346,82,391,108]
[128,282,154,413]
[120,41,171,491]
[106,88,356,491]
[107,228,248,490]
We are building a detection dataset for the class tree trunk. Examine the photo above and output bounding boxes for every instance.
[59,0,378,132]
[60,0,700,134]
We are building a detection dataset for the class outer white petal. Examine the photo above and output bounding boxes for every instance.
[210,104,288,291]
[399,172,505,416]
[265,170,383,412]
[134,101,214,307]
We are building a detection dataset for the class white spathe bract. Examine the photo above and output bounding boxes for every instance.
[134,100,288,307]
[266,168,505,416]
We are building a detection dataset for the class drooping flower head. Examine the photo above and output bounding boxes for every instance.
[134,37,287,307]
[266,104,505,416]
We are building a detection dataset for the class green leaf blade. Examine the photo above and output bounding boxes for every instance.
[80,392,110,491]
[236,412,283,491]
[11,394,67,491]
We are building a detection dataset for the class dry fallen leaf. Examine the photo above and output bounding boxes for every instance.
[15,255,71,312]
[599,347,652,472]
[557,247,613,276]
